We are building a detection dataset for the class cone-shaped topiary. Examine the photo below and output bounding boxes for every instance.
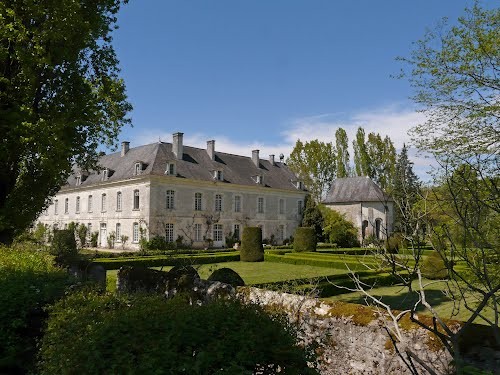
[293,227,316,252]
[208,268,245,287]
[240,227,264,262]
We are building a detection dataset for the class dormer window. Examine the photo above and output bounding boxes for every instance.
[165,162,176,176]
[134,162,142,176]
[295,181,304,190]
[255,175,263,185]
[75,176,81,186]
[213,170,223,181]
[102,168,109,181]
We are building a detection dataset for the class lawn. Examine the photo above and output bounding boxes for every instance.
[323,279,497,325]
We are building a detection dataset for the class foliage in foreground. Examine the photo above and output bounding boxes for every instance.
[319,205,360,248]
[38,292,317,374]
[0,244,70,374]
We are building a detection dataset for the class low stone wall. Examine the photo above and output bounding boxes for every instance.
[238,287,455,375]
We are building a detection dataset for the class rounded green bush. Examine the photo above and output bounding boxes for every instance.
[50,229,78,265]
[240,227,264,262]
[293,227,317,252]
[208,267,245,286]
[38,292,317,374]
[422,252,449,280]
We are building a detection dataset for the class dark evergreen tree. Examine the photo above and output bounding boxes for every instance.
[301,195,324,242]
[392,144,420,235]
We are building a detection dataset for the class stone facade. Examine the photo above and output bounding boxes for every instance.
[37,133,307,250]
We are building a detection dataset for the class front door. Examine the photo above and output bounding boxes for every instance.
[100,223,107,248]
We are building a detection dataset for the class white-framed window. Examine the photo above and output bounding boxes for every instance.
[256,175,263,185]
[76,176,81,186]
[76,196,80,214]
[214,170,223,181]
[257,197,264,214]
[213,224,223,242]
[134,162,142,175]
[132,222,139,243]
[64,198,69,214]
[116,223,121,241]
[54,199,58,215]
[278,225,285,242]
[166,190,175,209]
[166,162,175,175]
[102,168,109,181]
[194,223,202,242]
[165,223,174,243]
[279,198,285,215]
[116,192,122,211]
[297,200,303,216]
[88,195,93,213]
[234,195,241,212]
[133,190,139,210]
[194,192,202,211]
[215,193,222,212]
[101,193,107,212]
[233,224,240,240]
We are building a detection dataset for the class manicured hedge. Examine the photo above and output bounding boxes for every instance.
[0,245,70,374]
[264,253,381,271]
[293,227,316,252]
[208,267,245,286]
[38,292,317,374]
[96,252,240,270]
[81,247,237,259]
[240,227,264,262]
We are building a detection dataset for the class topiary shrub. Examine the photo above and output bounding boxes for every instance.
[208,267,245,286]
[50,229,78,266]
[38,292,317,374]
[240,227,264,262]
[0,245,70,374]
[422,251,449,280]
[385,233,403,254]
[293,227,316,252]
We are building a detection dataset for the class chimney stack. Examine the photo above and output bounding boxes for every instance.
[121,141,130,157]
[269,154,275,166]
[207,140,215,160]
[172,132,184,160]
[252,150,260,167]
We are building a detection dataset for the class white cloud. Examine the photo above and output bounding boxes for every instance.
[134,104,436,181]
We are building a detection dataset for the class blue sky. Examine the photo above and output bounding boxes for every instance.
[112,0,486,179]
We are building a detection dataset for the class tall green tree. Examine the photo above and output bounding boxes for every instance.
[353,127,372,177]
[365,133,396,191]
[0,0,131,243]
[335,128,350,178]
[392,144,420,235]
[287,139,337,202]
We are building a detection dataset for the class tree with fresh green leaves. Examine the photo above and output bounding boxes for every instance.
[365,133,396,191]
[318,205,359,248]
[392,144,420,235]
[287,139,337,201]
[335,128,350,178]
[301,195,324,242]
[0,0,131,244]
[353,127,372,177]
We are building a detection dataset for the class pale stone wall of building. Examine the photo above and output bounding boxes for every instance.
[325,201,394,241]
[148,177,306,247]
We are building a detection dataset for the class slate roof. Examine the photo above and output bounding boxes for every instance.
[322,177,392,203]
[64,141,303,192]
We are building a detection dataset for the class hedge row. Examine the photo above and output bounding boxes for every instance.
[82,247,236,259]
[264,253,380,271]
[96,252,240,270]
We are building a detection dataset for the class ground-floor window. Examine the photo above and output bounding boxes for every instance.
[278,225,285,242]
[165,223,174,243]
[194,223,202,242]
[375,218,382,240]
[233,224,240,240]
[132,223,139,243]
[213,224,223,242]
[116,223,121,241]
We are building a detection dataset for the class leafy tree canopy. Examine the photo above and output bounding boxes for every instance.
[0,0,131,243]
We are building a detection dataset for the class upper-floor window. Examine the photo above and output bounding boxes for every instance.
[234,195,241,212]
[194,192,202,211]
[166,162,175,176]
[132,222,139,243]
[297,200,303,216]
[134,162,142,176]
[279,198,285,215]
[165,223,174,243]
[166,190,175,209]
[76,196,80,213]
[88,195,93,212]
[64,198,69,214]
[54,199,59,215]
[257,197,264,214]
[101,193,107,212]
[215,194,222,212]
[133,190,140,210]
[116,192,122,211]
